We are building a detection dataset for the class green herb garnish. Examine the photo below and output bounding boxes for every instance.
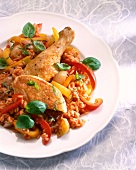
[16,115,34,129]
[56,63,71,71]
[2,82,9,88]
[0,58,8,69]
[52,85,57,96]
[2,82,13,94]
[27,80,40,90]
[19,44,31,56]
[49,116,55,122]
[33,41,46,51]
[75,71,85,80]
[22,22,35,38]
[22,49,30,56]
[82,57,101,70]
[54,101,57,111]
[25,100,47,114]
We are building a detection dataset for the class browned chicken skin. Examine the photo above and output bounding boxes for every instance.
[12,75,67,112]
[24,27,75,81]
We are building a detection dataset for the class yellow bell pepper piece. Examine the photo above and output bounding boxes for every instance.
[8,36,23,44]
[52,27,59,41]
[3,47,13,64]
[8,34,47,44]
[57,118,70,137]
[0,48,3,58]
[5,56,31,70]
[32,37,47,41]
[51,80,71,99]
[8,36,18,42]
[85,84,92,95]
[13,122,40,139]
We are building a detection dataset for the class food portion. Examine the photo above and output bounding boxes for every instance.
[0,22,103,145]
[24,27,75,81]
[12,75,67,112]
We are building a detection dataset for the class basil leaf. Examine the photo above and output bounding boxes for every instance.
[0,58,8,69]
[27,80,40,90]
[16,115,34,129]
[26,100,47,114]
[22,22,35,38]
[33,41,45,51]
[75,71,85,80]
[56,63,71,71]
[82,57,101,70]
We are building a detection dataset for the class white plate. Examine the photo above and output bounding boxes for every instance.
[0,11,120,158]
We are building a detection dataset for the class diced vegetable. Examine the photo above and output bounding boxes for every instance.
[53,71,68,84]
[0,95,23,114]
[64,61,96,89]
[79,95,103,111]
[8,36,23,44]
[63,74,75,87]
[32,33,47,41]
[34,23,42,36]
[31,115,51,145]
[85,85,92,95]
[3,47,13,64]
[12,94,24,101]
[14,121,40,139]
[51,80,71,99]
[0,48,3,58]
[52,27,59,41]
[57,118,70,137]
[8,36,48,44]
[4,56,31,70]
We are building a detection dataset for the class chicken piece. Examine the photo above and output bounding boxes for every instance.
[12,75,67,113]
[24,27,75,81]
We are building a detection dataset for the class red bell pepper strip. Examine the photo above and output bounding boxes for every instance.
[79,94,103,111]
[35,23,42,37]
[64,61,96,89]
[0,98,22,114]
[43,41,49,49]
[12,94,24,101]
[31,115,51,145]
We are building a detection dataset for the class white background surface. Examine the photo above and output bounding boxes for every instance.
[0,0,136,169]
